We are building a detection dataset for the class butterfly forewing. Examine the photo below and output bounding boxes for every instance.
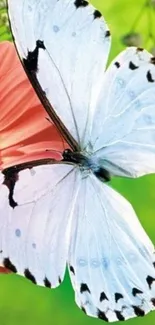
[8,0,111,150]
[91,47,155,178]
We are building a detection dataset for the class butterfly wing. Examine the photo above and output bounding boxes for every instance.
[1,165,154,322]
[7,0,111,150]
[90,47,155,177]
[0,164,80,287]
[68,174,155,322]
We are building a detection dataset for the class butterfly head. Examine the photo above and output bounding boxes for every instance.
[62,149,87,165]
[62,149,73,161]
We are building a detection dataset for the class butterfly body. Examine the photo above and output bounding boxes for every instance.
[62,149,111,181]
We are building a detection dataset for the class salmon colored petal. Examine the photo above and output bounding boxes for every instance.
[0,266,11,274]
[0,41,19,79]
[0,41,67,170]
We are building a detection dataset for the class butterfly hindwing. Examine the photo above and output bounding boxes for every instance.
[0,164,80,287]
[68,175,155,322]
[1,163,155,321]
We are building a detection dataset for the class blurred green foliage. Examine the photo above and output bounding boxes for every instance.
[0,0,11,41]
[0,1,155,325]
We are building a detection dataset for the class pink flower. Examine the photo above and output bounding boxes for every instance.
[0,41,65,171]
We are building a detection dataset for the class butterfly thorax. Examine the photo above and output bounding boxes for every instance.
[62,149,111,182]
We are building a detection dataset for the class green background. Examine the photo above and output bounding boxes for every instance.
[1,0,155,324]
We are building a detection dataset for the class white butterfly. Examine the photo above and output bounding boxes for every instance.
[1,0,155,322]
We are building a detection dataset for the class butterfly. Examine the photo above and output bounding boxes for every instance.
[1,0,155,322]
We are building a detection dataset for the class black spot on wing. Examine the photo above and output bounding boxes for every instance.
[146,275,155,289]
[151,298,155,306]
[129,61,139,70]
[3,168,18,209]
[23,40,45,73]
[151,57,155,65]
[97,309,109,322]
[81,306,86,314]
[24,268,36,284]
[115,61,121,68]
[58,276,62,284]
[115,293,124,303]
[132,305,145,317]
[44,277,51,288]
[115,310,125,321]
[69,265,75,275]
[105,30,111,38]
[137,47,144,52]
[3,257,17,273]
[132,288,143,296]
[153,262,155,268]
[100,291,109,302]
[36,40,45,49]
[80,283,91,294]
[146,70,155,83]
[74,0,88,8]
[93,10,102,19]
